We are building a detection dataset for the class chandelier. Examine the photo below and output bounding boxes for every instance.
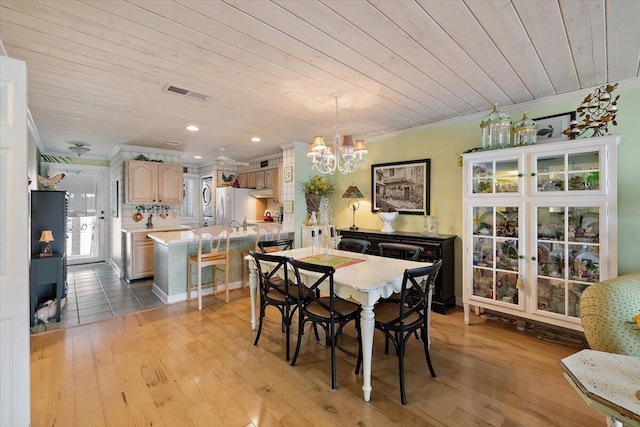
[307,92,367,175]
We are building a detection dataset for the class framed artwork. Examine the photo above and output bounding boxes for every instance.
[284,165,293,182]
[533,112,576,143]
[371,158,430,215]
[111,180,119,218]
[217,170,235,187]
[283,200,294,214]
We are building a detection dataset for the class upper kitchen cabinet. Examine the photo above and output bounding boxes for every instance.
[125,160,184,204]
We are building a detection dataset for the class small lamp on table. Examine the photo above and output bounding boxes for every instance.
[342,184,364,231]
[39,230,54,257]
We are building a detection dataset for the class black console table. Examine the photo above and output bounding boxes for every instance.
[30,253,65,326]
[337,228,456,314]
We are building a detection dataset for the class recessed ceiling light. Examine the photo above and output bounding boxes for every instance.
[194,155,202,159]
[186,125,199,131]
[251,137,261,142]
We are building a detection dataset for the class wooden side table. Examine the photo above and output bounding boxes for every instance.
[30,253,65,326]
[560,349,640,427]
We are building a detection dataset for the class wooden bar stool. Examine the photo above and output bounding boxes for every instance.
[242,223,283,288]
[187,226,233,310]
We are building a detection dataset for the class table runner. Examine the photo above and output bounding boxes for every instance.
[299,254,365,269]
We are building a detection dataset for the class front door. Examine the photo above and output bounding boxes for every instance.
[48,164,109,264]
[0,54,31,426]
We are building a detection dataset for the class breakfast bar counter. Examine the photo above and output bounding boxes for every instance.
[148,228,293,304]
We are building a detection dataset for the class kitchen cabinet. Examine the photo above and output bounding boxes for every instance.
[338,228,456,314]
[461,135,619,331]
[125,160,183,204]
[273,165,282,203]
[247,172,256,189]
[124,231,155,281]
[264,168,275,189]
[255,171,265,189]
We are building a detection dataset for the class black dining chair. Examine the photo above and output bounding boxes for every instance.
[250,250,300,361]
[358,260,442,405]
[257,238,294,253]
[288,258,362,390]
[338,238,370,254]
[378,242,422,261]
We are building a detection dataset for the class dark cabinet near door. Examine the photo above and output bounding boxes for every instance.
[30,191,68,325]
[337,228,456,314]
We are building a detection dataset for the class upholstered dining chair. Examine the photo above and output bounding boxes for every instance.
[580,272,640,356]
[250,251,300,361]
[359,260,442,405]
[288,259,362,390]
[338,238,370,254]
[378,242,422,261]
[242,223,284,288]
[187,226,234,310]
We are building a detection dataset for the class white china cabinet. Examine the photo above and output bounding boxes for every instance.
[462,135,619,331]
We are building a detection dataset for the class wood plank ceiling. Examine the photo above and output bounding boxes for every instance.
[0,0,638,165]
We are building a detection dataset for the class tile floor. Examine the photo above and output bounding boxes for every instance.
[30,262,164,334]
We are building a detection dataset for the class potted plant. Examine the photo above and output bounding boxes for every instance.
[301,174,334,214]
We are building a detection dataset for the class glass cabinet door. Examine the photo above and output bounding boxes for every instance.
[535,150,601,194]
[535,205,601,320]
[471,206,521,307]
[470,157,521,195]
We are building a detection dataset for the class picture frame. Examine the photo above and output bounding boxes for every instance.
[283,200,294,214]
[283,165,293,182]
[217,170,236,187]
[371,158,430,215]
[111,180,119,218]
[533,112,576,143]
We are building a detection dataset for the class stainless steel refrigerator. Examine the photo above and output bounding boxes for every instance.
[215,187,257,226]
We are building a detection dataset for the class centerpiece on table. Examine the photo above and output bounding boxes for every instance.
[301,174,334,223]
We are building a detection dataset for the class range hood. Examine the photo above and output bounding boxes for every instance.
[249,189,274,199]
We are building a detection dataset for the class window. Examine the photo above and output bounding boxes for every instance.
[181,174,198,220]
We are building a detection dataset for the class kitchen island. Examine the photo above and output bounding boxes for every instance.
[148,228,293,304]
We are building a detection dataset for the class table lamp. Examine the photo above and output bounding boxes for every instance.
[39,230,54,257]
[342,184,363,230]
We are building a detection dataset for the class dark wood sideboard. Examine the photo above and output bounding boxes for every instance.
[337,228,456,314]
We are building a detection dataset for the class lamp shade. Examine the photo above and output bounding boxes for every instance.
[39,230,55,242]
[342,185,363,199]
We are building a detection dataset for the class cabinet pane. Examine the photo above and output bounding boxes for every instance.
[537,242,565,278]
[495,160,519,193]
[569,207,599,243]
[536,155,564,192]
[537,207,565,240]
[496,271,519,304]
[472,268,493,299]
[567,151,599,191]
[496,207,518,238]
[496,239,519,272]
[568,244,600,282]
[473,237,493,267]
[473,207,494,235]
[472,162,493,194]
[538,279,567,315]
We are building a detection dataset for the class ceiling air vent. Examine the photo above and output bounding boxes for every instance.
[163,84,209,101]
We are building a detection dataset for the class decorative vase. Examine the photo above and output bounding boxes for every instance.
[305,194,322,213]
[378,211,399,233]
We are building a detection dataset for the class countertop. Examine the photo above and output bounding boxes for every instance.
[121,225,191,234]
[148,227,294,246]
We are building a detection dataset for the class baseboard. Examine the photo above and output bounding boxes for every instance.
[154,280,244,305]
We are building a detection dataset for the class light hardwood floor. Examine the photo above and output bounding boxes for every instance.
[30,289,603,426]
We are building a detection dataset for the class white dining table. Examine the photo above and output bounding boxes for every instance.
[245,246,428,402]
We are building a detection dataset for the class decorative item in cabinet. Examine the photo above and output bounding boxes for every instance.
[462,135,619,332]
[247,171,256,189]
[238,173,248,188]
[255,171,265,189]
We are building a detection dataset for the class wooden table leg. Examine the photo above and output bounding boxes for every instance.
[360,304,375,402]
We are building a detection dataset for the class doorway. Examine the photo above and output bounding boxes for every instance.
[48,164,109,265]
